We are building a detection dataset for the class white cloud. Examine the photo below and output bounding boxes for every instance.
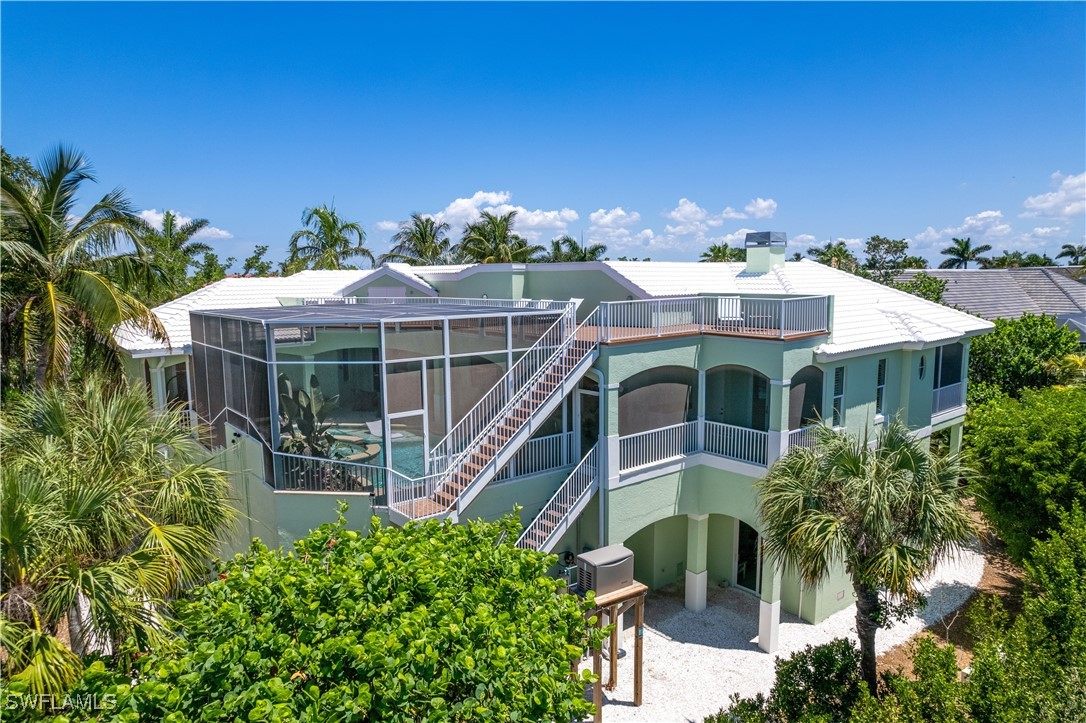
[1028,226,1064,238]
[589,207,641,228]
[429,191,578,241]
[373,220,400,232]
[662,196,778,237]
[432,191,512,228]
[719,228,759,246]
[1021,171,1086,219]
[139,209,232,240]
[744,197,778,219]
[664,198,709,224]
[792,233,818,247]
[914,209,1012,249]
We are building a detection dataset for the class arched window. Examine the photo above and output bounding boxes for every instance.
[618,366,698,435]
[705,365,770,431]
[789,365,824,429]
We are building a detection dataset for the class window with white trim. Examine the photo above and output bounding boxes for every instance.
[875,358,887,417]
[832,366,846,427]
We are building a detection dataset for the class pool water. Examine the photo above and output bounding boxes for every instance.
[327,425,427,479]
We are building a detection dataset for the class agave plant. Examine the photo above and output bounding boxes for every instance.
[277,373,339,458]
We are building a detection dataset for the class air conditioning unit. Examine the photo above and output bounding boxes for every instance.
[576,544,634,596]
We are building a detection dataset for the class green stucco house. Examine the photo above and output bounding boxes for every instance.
[116,232,992,653]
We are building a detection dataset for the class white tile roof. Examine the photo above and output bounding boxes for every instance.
[599,260,993,356]
[116,270,371,355]
[117,260,994,359]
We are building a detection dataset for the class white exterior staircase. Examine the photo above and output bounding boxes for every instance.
[516,445,599,552]
[386,305,601,523]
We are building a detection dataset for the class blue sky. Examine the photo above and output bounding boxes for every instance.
[3,2,1084,265]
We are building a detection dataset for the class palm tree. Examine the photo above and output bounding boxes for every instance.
[756,421,975,694]
[807,241,860,271]
[699,243,746,262]
[1046,353,1086,388]
[541,234,607,262]
[1056,243,1086,266]
[287,204,374,271]
[0,378,234,694]
[139,211,214,302]
[938,237,992,269]
[378,213,455,265]
[457,210,543,264]
[0,145,167,386]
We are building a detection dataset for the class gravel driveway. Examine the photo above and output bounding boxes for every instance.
[593,542,984,723]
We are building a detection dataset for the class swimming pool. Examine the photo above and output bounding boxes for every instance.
[327,425,427,479]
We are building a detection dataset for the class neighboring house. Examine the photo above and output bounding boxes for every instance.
[117,233,993,654]
[896,266,1086,342]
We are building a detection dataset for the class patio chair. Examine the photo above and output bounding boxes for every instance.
[366,419,404,440]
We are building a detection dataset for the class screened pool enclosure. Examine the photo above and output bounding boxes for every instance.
[189,299,579,497]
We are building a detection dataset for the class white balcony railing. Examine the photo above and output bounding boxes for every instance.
[596,295,829,342]
[618,421,699,472]
[932,382,964,414]
[273,451,387,496]
[494,431,576,482]
[787,425,820,450]
[704,421,769,466]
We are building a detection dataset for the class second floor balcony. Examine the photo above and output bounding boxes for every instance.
[592,295,830,344]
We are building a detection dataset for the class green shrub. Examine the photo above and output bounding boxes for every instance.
[967,386,1086,559]
[708,639,864,723]
[967,314,1079,401]
[11,508,603,722]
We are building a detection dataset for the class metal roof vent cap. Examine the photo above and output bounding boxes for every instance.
[745,231,788,273]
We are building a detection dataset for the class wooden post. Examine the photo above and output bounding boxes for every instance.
[607,603,619,691]
[634,593,644,706]
[593,612,603,723]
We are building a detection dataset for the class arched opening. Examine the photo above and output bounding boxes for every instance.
[705,365,770,431]
[789,365,824,429]
[618,366,698,436]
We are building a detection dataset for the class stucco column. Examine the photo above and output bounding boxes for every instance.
[767,378,791,463]
[601,381,621,547]
[685,513,709,612]
[758,559,783,653]
[949,423,964,456]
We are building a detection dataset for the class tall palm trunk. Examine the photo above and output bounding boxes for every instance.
[853,583,880,695]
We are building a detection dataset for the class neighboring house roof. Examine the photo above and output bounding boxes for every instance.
[116,270,371,356]
[894,267,1086,320]
[117,260,996,360]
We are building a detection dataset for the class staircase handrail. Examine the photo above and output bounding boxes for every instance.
[425,301,586,464]
[516,444,599,549]
[435,307,602,515]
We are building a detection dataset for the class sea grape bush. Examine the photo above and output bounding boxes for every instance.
[7,508,603,722]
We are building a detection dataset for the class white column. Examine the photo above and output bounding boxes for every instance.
[685,513,709,612]
[758,561,782,653]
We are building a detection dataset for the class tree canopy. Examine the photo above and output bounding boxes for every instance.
[0,145,166,386]
[287,203,374,271]
[967,386,1086,559]
[966,313,1080,404]
[8,511,604,721]
[0,378,234,694]
[757,421,975,693]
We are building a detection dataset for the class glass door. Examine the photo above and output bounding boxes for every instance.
[736,521,762,594]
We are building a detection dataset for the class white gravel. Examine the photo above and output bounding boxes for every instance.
[593,541,985,723]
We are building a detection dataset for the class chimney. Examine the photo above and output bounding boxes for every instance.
[744,231,788,273]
